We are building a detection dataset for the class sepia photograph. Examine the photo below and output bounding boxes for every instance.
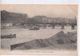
[0,4,78,55]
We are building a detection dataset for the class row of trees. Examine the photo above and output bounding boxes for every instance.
[20,16,77,29]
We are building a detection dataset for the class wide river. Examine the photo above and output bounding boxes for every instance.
[1,26,77,45]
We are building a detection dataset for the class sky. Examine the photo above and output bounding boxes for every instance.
[1,0,78,4]
[0,4,78,18]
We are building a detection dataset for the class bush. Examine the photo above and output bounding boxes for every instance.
[57,39,64,44]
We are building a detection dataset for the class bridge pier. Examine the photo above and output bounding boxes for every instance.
[71,25,75,30]
[52,25,55,29]
[61,25,64,29]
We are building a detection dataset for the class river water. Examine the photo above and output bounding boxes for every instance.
[0,27,77,55]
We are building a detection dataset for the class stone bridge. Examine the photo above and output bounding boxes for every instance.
[25,23,77,30]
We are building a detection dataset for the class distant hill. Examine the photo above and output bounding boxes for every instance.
[11,31,77,50]
[1,10,28,23]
